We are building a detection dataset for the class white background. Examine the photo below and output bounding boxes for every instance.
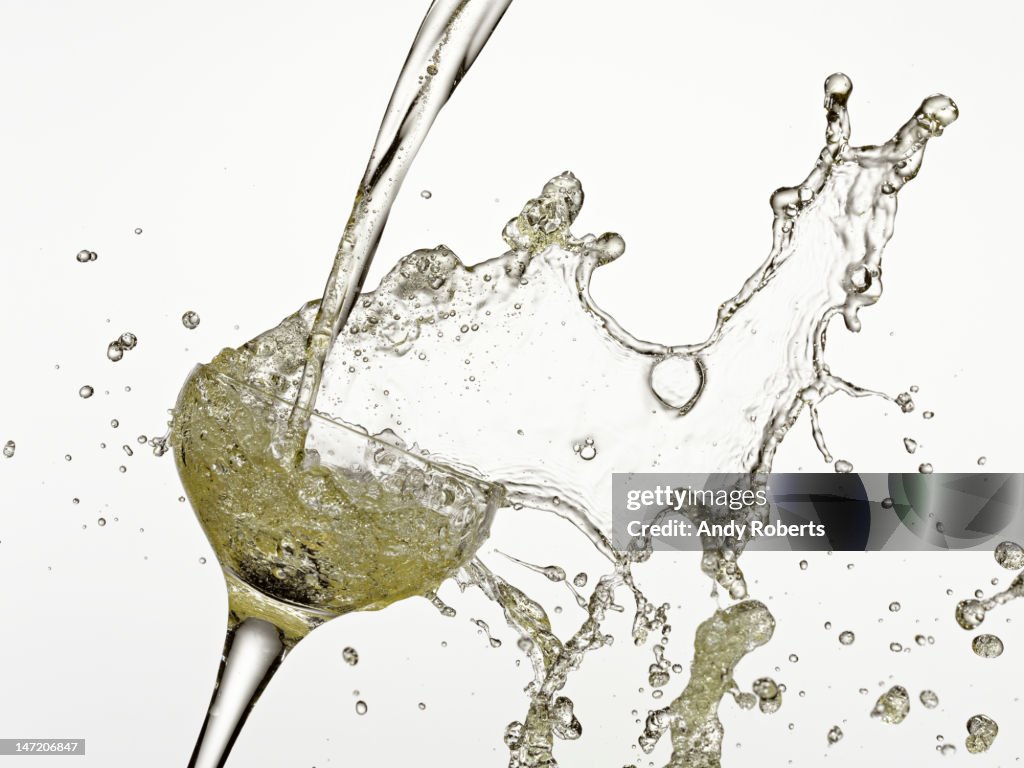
[1,1,1022,765]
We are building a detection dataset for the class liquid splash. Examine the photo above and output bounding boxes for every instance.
[170,73,961,767]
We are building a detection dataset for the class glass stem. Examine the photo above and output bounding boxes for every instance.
[187,617,287,768]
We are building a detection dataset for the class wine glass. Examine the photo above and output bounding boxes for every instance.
[173,364,505,767]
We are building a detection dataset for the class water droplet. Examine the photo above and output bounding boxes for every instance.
[839,630,855,646]
[903,438,917,454]
[573,572,588,588]
[923,411,935,419]
[579,437,597,461]
[420,189,432,199]
[965,714,998,754]
[355,700,368,716]
[97,517,106,527]
[937,743,956,756]
[199,557,207,564]
[107,342,124,362]
[752,677,782,714]
[890,642,903,653]
[76,249,97,262]
[919,463,934,474]
[956,599,987,630]
[977,456,987,466]
[182,311,201,330]
[110,419,119,428]
[134,227,143,235]
[971,634,1003,659]
[418,702,426,710]
[871,685,910,724]
[799,560,808,570]
[920,690,939,709]
[342,646,359,666]
[3,440,15,458]
[889,601,901,612]
[79,385,94,399]
[834,459,854,473]
[826,725,843,745]
[994,541,1024,570]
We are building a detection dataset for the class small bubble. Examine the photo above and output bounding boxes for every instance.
[181,311,201,330]
[977,456,987,466]
[64,454,72,461]
[920,690,939,709]
[76,249,97,263]
[199,557,207,564]
[579,438,597,461]
[342,647,359,666]
[839,630,855,646]
[890,642,903,652]
[355,700,368,716]
[97,517,106,527]
[889,601,901,612]
[107,342,124,362]
[903,438,917,454]
[122,444,133,457]
[134,227,143,235]
[788,654,799,663]
[420,190,432,199]
[799,560,808,570]
[834,459,854,473]
[3,440,15,458]
[881,497,894,509]
[573,572,588,588]
[418,702,426,710]
[79,385,94,399]
[923,411,935,419]
[111,419,119,428]
[919,463,934,474]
